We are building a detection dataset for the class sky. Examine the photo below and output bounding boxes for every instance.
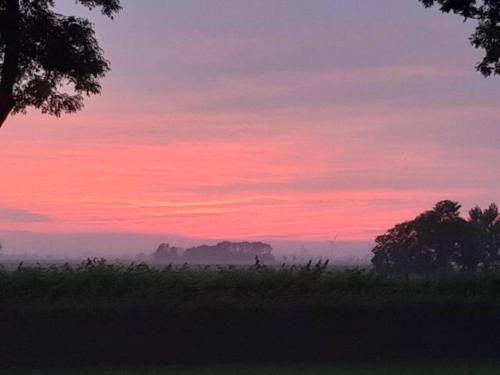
[1,0,500,256]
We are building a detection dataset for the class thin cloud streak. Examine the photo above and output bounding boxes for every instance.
[0,208,52,223]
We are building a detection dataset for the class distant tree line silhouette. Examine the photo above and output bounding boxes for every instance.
[372,200,500,274]
[153,241,275,264]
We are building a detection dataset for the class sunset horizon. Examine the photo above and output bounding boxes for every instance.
[2,0,500,371]
[1,0,499,255]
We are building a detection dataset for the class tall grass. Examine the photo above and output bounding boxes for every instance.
[2,259,500,367]
[2,259,500,309]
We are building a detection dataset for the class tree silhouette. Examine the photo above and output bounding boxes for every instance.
[0,0,121,128]
[420,0,500,76]
[468,203,500,270]
[372,200,500,274]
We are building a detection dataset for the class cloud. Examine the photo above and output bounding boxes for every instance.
[2,0,499,243]
[0,208,52,223]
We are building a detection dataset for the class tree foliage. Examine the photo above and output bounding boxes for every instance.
[0,0,121,127]
[420,0,500,76]
[372,200,500,274]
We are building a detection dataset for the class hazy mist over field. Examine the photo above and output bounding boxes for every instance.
[0,231,371,263]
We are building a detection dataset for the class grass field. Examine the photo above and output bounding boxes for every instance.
[3,363,500,375]
[3,261,500,367]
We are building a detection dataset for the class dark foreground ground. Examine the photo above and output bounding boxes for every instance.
[3,362,500,375]
[2,261,500,367]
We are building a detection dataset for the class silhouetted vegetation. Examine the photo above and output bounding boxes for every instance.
[0,0,121,127]
[419,0,500,76]
[5,362,500,375]
[3,260,500,367]
[372,200,500,274]
[153,241,275,264]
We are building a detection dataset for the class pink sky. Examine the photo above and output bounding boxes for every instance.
[1,1,499,254]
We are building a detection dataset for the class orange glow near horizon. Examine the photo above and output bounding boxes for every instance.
[0,124,483,241]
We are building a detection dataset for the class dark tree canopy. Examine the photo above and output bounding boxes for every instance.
[0,0,121,127]
[420,0,500,76]
[372,200,500,274]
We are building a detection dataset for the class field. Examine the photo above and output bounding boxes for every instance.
[2,260,500,368]
[3,362,500,375]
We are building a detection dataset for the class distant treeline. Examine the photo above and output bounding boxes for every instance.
[2,260,500,367]
[149,241,275,264]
